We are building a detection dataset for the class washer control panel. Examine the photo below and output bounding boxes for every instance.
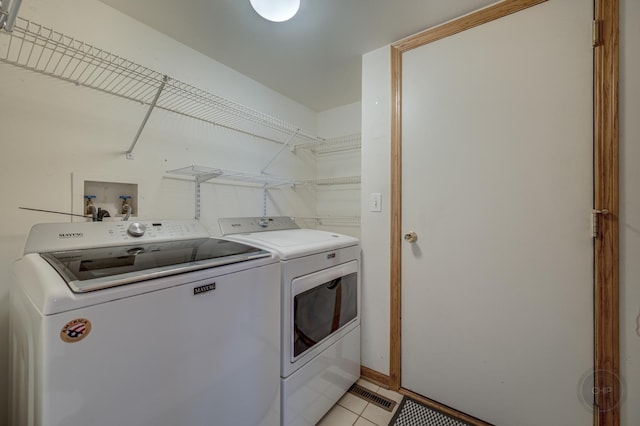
[24,219,211,254]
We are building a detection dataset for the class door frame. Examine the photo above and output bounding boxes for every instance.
[388,1,619,425]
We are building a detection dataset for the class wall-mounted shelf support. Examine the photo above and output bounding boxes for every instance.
[126,75,168,159]
[262,184,269,217]
[261,130,298,174]
[0,0,22,32]
[193,170,223,220]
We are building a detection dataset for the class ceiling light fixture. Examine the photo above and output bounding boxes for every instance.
[249,0,300,22]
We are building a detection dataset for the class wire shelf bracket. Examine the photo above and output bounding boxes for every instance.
[261,129,298,174]
[126,75,168,159]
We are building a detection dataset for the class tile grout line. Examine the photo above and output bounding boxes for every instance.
[339,400,371,423]
[341,400,386,426]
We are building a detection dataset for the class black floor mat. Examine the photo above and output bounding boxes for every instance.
[388,397,473,426]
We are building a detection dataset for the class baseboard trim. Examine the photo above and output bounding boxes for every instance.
[360,366,391,388]
[360,367,493,425]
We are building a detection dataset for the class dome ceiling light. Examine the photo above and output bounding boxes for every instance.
[249,0,300,23]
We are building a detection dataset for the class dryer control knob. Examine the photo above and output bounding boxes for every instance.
[127,222,147,237]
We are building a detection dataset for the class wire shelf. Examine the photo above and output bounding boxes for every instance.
[0,17,321,146]
[294,133,361,155]
[298,175,361,186]
[295,216,361,227]
[166,165,295,188]
[167,165,359,187]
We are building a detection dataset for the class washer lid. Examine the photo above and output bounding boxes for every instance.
[40,238,270,293]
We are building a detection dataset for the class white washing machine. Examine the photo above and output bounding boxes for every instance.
[10,219,281,426]
[219,217,361,426]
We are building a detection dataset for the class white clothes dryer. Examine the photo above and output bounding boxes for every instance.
[219,217,361,426]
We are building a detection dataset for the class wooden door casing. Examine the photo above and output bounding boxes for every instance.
[389,1,619,425]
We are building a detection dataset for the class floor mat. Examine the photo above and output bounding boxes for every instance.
[388,397,473,426]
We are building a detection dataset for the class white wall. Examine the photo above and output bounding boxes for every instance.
[0,0,321,423]
[360,46,391,374]
[620,0,639,423]
[316,102,362,238]
[361,6,640,425]
[318,102,362,139]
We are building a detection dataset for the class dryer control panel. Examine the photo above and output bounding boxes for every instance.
[219,216,299,235]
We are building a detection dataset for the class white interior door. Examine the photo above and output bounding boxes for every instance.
[401,1,594,425]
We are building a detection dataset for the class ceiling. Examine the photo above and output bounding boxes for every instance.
[98,0,496,112]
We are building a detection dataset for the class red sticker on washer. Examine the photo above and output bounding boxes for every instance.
[60,318,92,343]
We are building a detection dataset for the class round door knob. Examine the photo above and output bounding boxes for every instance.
[127,222,147,237]
[404,231,418,243]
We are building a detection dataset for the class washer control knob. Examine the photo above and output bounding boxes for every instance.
[258,218,269,228]
[127,222,147,237]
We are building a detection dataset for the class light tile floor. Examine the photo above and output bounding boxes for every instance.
[316,378,403,426]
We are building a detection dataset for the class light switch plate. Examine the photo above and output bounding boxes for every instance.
[370,193,382,212]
